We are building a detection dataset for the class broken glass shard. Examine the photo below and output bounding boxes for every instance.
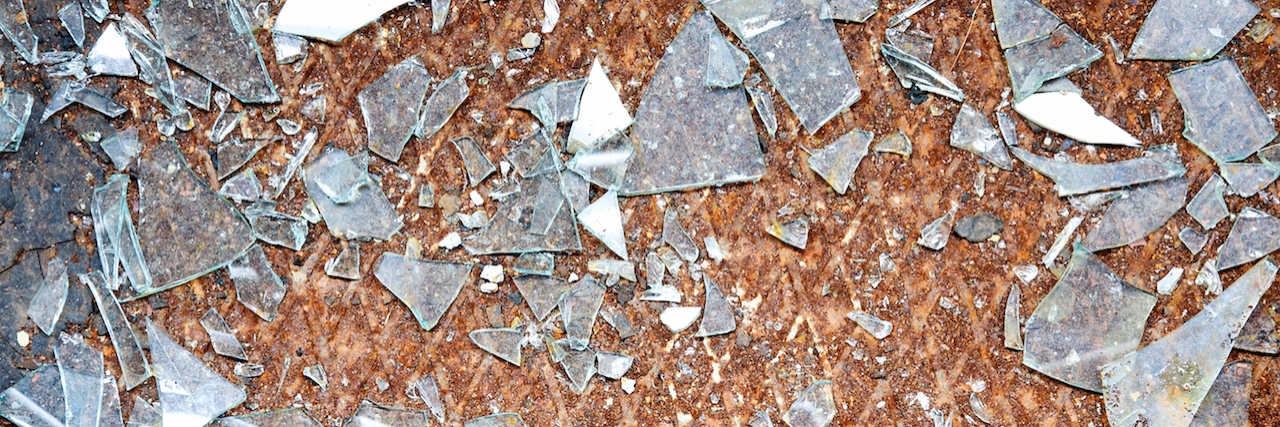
[128,398,160,427]
[783,380,836,427]
[660,306,701,333]
[641,283,682,303]
[828,0,877,22]
[216,137,270,180]
[1197,259,1223,295]
[55,333,103,427]
[268,126,320,200]
[116,12,187,115]
[452,137,496,187]
[1220,162,1279,197]
[561,348,596,395]
[303,149,404,241]
[621,12,765,195]
[313,152,371,204]
[566,59,632,153]
[887,0,935,27]
[504,130,559,178]
[148,318,246,427]
[1101,258,1275,427]
[1004,25,1103,102]
[173,72,212,111]
[745,86,778,139]
[951,104,1013,170]
[662,209,700,262]
[100,128,142,171]
[374,253,472,331]
[748,411,773,427]
[514,253,554,276]
[1179,227,1207,255]
[417,184,435,208]
[595,351,633,380]
[807,129,873,194]
[600,308,637,339]
[243,203,308,251]
[702,0,860,133]
[996,111,1020,148]
[992,0,1061,49]
[916,211,953,250]
[1157,267,1184,295]
[1188,360,1253,427]
[0,0,39,64]
[219,169,263,203]
[59,3,86,50]
[1168,58,1277,163]
[0,88,33,152]
[98,377,123,427]
[1013,92,1140,147]
[462,174,582,254]
[1010,145,1187,196]
[881,43,964,102]
[229,244,287,322]
[272,32,307,65]
[303,365,327,391]
[133,139,255,299]
[345,400,428,427]
[208,109,244,144]
[415,69,469,140]
[874,131,913,157]
[1217,207,1280,271]
[706,30,749,88]
[767,217,809,250]
[273,0,410,42]
[469,328,523,366]
[82,0,109,22]
[847,311,892,339]
[361,56,432,162]
[1005,283,1023,350]
[1186,174,1229,230]
[43,81,128,122]
[146,0,278,103]
[1023,244,1157,392]
[28,257,69,336]
[1128,0,1257,60]
[80,272,151,390]
[233,363,263,378]
[301,96,326,123]
[464,413,525,427]
[199,309,248,361]
[697,275,736,337]
[705,236,724,262]
[412,376,445,422]
[565,132,632,190]
[325,241,361,280]
[430,0,449,33]
[587,259,635,282]
[577,190,628,259]
[213,408,322,427]
[0,365,65,427]
[560,276,605,350]
[1236,300,1279,354]
[1082,177,1187,251]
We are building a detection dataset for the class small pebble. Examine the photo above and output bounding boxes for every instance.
[438,232,462,249]
[621,377,636,394]
[479,282,499,293]
[521,32,541,48]
[16,330,30,347]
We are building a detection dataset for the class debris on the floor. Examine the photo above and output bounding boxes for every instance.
[219,170,263,203]
[916,211,953,250]
[1012,92,1140,147]
[745,85,778,139]
[81,272,152,390]
[199,308,249,361]
[147,319,246,426]
[696,276,736,337]
[1002,25,1102,102]
[1167,58,1277,163]
[1011,145,1187,196]
[1196,259,1223,295]
[1186,174,1230,230]
[577,190,628,259]
[464,412,526,427]
[587,259,635,282]
[1216,207,1280,271]
[416,69,471,141]
[27,257,68,336]
[304,148,404,241]
[1081,177,1187,251]
[470,328,524,366]
[346,399,429,427]
[303,364,328,391]
[1156,267,1184,295]
[1187,359,1254,427]
[243,202,308,252]
[873,131,913,157]
[595,351,634,380]
[1004,283,1023,350]
[1220,162,1280,197]
[233,363,264,378]
[561,348,596,395]
[373,254,473,331]
[1178,227,1207,255]
[783,380,836,427]
[272,0,410,42]
[847,310,893,339]
[992,0,1061,49]
[1236,301,1280,354]
[566,59,632,153]
[950,104,1012,170]
[767,217,810,250]
[325,241,362,280]
[412,376,446,422]
[806,129,874,195]
[213,407,321,427]
[1127,0,1258,61]
[881,40,964,102]
[954,212,1004,242]
[560,276,605,350]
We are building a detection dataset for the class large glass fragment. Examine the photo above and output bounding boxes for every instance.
[452,137,496,187]
[1179,227,1207,255]
[303,149,404,241]
[577,190,627,259]
[1012,92,1141,147]
[229,244,288,322]
[132,140,254,300]
[783,380,836,427]
[415,69,470,140]
[806,129,873,194]
[1128,0,1258,60]
[344,400,429,427]
[462,174,582,254]
[702,0,861,133]
[1216,207,1280,271]
[243,203,307,251]
[1023,244,1158,392]
[767,217,809,250]
[469,328,523,366]
[312,152,372,204]
[117,13,187,116]
[1219,162,1279,197]
[173,72,212,111]
[1167,59,1277,163]
[1187,360,1253,427]
[595,351,634,380]
[561,348,596,395]
[513,275,572,321]
[361,56,432,162]
[1100,258,1276,427]
[1004,25,1102,102]
[213,408,323,427]
[28,257,69,336]
[1081,177,1187,251]
[1010,145,1187,196]
[98,377,123,427]
[566,59,632,153]
[146,0,279,103]
[82,0,109,22]
[560,276,605,350]
[566,132,632,190]
[881,43,964,102]
[505,130,560,179]
[1005,283,1023,350]
[81,272,152,390]
[199,309,248,361]
[696,276,736,337]
[324,241,361,280]
[100,128,142,171]
[1186,174,1229,230]
[59,3,86,50]
[147,319,245,427]
[272,0,411,42]
[127,398,160,427]
[54,333,103,427]
[373,253,472,331]
[0,0,38,64]
[464,413,525,427]
[0,365,66,427]
[1235,301,1279,354]
[42,81,129,122]
[706,30,749,88]
[992,0,1061,49]
[600,308,637,339]
[951,104,1013,170]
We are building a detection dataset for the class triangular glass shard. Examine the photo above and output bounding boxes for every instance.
[415,69,470,140]
[59,3,86,50]
[452,136,496,187]
[874,131,913,157]
[916,211,953,250]
[566,132,633,190]
[55,333,104,427]
[146,0,279,103]
[881,43,964,102]
[702,0,860,133]
[514,252,554,276]
[325,241,361,280]
[212,408,323,427]
[620,13,765,195]
[1101,258,1276,427]
[513,275,573,322]
[1187,360,1254,427]
[1216,207,1280,271]
[215,137,271,180]
[82,0,109,22]
[1186,174,1229,230]
[0,365,66,427]
[1168,59,1277,163]
[595,351,633,380]
[464,413,526,427]
[469,328,523,366]
[343,400,429,427]
[1023,244,1157,392]
[229,244,288,322]
[566,59,632,153]
[885,24,935,61]
[92,174,152,293]
[0,0,39,64]
[100,128,142,171]
[272,0,410,42]
[508,82,558,127]
[577,190,628,259]
[554,79,588,123]
[219,169,263,203]
[696,275,736,337]
[208,109,245,144]
[373,253,473,331]
[199,309,249,361]
[98,377,124,427]
[361,56,432,162]
[173,72,212,111]
[272,32,308,65]
[147,318,246,427]
[847,311,893,339]
[116,13,188,116]
[1010,145,1187,196]
[560,276,606,350]
[462,174,582,254]
[807,129,874,194]
[991,0,1061,49]
[303,149,404,241]
[243,203,308,251]
[705,30,749,88]
[131,139,254,300]
[1219,162,1279,197]
[783,380,836,427]
[0,88,33,152]
[951,104,1013,170]
[561,348,596,395]
[662,208,700,262]
[1081,176,1188,251]
[745,86,778,139]
[1005,283,1023,350]
[43,81,129,122]
[1004,25,1103,102]
[80,272,152,391]
[828,0,877,22]
[411,376,445,422]
[1128,0,1258,60]
[1013,92,1141,147]
[767,217,809,250]
[1037,76,1081,94]
[313,152,372,204]
[1236,300,1279,354]
[600,308,638,339]
[587,259,635,282]
[1178,227,1207,255]
[128,398,160,427]
[28,257,69,336]
[302,365,327,390]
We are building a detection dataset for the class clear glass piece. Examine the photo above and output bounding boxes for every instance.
[951,104,1013,170]
[147,318,247,427]
[696,275,736,337]
[212,408,323,427]
[469,328,523,366]
[595,351,633,380]
[847,311,893,339]
[80,272,152,390]
[464,413,526,427]
[199,309,248,361]
[1186,174,1229,230]
[1005,283,1023,350]
[561,348,596,395]
[566,59,632,153]
[559,276,605,350]
[462,174,582,255]
[1167,58,1277,163]
[807,129,874,194]
[1128,0,1258,60]
[219,169,263,203]
[324,241,361,280]
[513,252,554,276]
[1081,177,1187,251]
[783,380,836,427]
[54,333,103,427]
[229,244,288,322]
[577,190,628,259]
[1004,25,1102,102]
[1010,145,1187,196]
[373,253,472,331]
[415,69,470,140]
[767,217,809,250]
[513,275,572,321]
[361,56,432,162]
[1216,207,1280,272]
[28,257,69,336]
[1219,162,1279,197]
[991,0,1061,48]
[0,365,66,427]
[303,148,404,241]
